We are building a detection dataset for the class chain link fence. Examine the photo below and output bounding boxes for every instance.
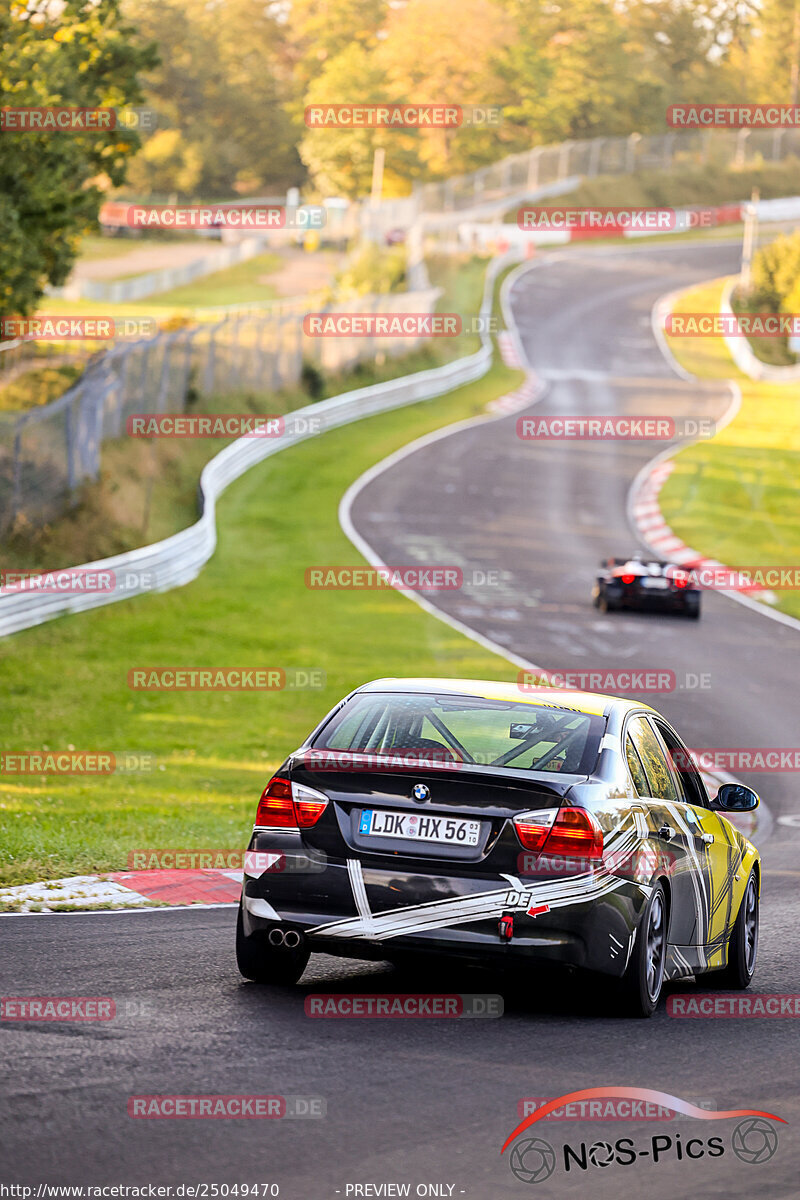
[0,289,439,535]
[412,127,800,216]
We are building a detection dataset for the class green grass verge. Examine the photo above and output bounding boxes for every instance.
[76,234,208,263]
[660,276,800,621]
[125,250,283,307]
[0,353,523,887]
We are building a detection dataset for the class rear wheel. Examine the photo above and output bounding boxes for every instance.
[618,882,667,1018]
[705,871,759,989]
[598,595,617,614]
[236,901,310,985]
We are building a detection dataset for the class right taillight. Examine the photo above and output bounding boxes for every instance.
[255,777,329,829]
[542,807,604,861]
[513,806,604,862]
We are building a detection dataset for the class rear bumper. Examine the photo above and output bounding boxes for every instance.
[605,585,699,612]
[241,836,651,978]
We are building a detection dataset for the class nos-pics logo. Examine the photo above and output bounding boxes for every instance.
[502,1088,783,1184]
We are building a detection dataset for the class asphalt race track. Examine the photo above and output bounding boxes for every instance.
[2,242,799,1199]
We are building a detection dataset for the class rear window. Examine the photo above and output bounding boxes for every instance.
[312,692,604,775]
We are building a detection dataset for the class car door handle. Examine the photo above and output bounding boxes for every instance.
[658,824,675,841]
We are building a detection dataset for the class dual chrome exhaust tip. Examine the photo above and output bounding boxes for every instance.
[268,927,302,949]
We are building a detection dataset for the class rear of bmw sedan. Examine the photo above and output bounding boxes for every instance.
[237,678,657,1000]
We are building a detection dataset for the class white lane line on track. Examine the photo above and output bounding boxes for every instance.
[0,903,237,916]
[339,367,551,677]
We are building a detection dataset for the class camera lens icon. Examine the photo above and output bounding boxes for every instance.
[509,1137,557,1184]
[731,1118,779,1165]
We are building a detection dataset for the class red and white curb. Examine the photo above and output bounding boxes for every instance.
[490,330,543,414]
[630,433,777,606]
[0,868,243,913]
[487,372,542,415]
[497,330,522,369]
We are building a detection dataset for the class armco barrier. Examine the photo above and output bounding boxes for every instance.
[0,258,510,638]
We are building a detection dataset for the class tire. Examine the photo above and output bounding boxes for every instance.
[686,607,700,620]
[235,901,310,985]
[705,870,759,990]
[618,881,667,1018]
[598,595,614,614]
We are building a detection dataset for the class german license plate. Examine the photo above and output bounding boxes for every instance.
[359,809,481,846]
[641,576,669,589]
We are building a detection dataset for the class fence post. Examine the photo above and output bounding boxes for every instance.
[558,140,573,180]
[588,138,604,177]
[203,326,217,395]
[65,394,77,493]
[625,132,641,173]
[735,128,750,167]
[526,147,541,189]
[662,133,675,170]
[8,423,24,533]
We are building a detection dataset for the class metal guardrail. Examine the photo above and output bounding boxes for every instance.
[0,258,507,638]
[49,236,270,304]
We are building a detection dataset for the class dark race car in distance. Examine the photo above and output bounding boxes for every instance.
[593,556,701,618]
[236,677,759,1017]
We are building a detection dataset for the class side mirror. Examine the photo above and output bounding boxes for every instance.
[713,782,759,812]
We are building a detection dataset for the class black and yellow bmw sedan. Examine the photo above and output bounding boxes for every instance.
[236,678,760,1016]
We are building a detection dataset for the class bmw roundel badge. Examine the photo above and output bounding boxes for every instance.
[412,783,430,803]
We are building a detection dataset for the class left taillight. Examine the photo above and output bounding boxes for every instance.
[255,776,328,829]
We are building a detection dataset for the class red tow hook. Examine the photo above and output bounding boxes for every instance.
[498,914,514,942]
